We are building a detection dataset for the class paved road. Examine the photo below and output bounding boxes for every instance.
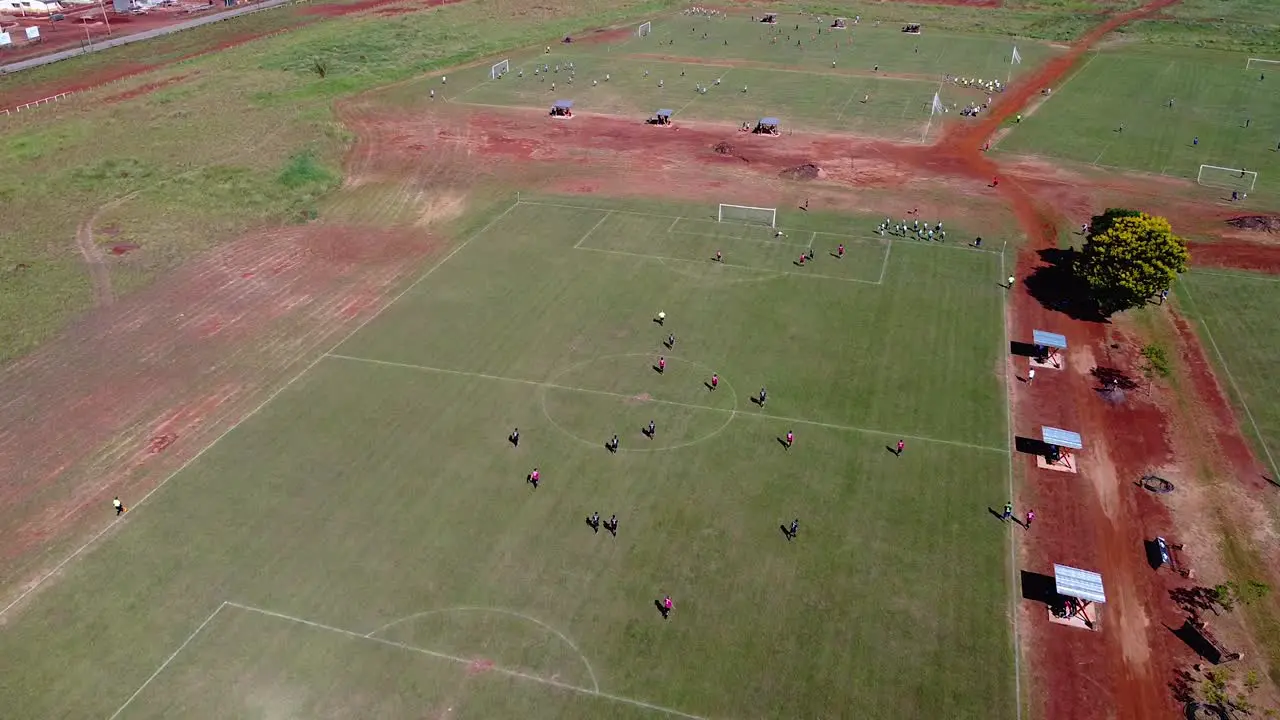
[0,0,297,75]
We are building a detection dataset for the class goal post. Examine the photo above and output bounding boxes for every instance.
[490,59,509,80]
[1245,58,1280,70]
[1197,165,1257,192]
[718,204,777,227]
[638,21,651,37]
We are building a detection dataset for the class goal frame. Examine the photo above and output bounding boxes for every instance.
[1245,58,1280,70]
[718,204,777,228]
[638,21,651,38]
[490,59,509,80]
[1197,164,1257,192]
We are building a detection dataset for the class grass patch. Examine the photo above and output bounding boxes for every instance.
[1176,270,1280,482]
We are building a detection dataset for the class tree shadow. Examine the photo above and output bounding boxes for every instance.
[1169,586,1220,616]
[1022,247,1109,323]
[1090,366,1138,391]
[1168,666,1196,705]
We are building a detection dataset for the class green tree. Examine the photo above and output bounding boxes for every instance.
[1075,211,1189,314]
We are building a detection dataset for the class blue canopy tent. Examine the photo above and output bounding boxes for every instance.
[1041,426,1082,468]
[550,99,574,117]
[651,108,674,125]
[1032,329,1067,368]
[753,117,780,135]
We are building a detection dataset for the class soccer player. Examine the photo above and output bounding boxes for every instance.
[715,250,723,262]
[656,311,666,325]
[789,518,799,540]
[837,244,845,258]
[608,434,619,453]
[895,439,905,456]
[797,252,806,266]
[1025,509,1035,528]
[660,594,673,618]
[647,420,656,438]
[1007,275,1016,289]
[113,497,126,515]
[1002,501,1013,521]
[658,356,666,373]
[589,511,600,532]
[430,89,435,99]
[666,333,676,348]
[710,373,719,390]
[509,427,520,447]
[806,248,815,261]
[528,467,540,488]
[1193,136,1198,146]
[785,430,794,448]
[606,514,618,536]
[758,387,767,406]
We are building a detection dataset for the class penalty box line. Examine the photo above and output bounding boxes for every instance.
[519,200,1002,256]
[574,244,884,286]
[324,353,1009,454]
[107,600,705,720]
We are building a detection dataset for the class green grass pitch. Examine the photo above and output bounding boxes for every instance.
[2,197,1016,719]
[1177,270,1280,479]
[997,47,1280,195]
[426,12,1058,138]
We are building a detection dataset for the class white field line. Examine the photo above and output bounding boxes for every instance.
[573,210,614,249]
[666,227,812,248]
[667,215,682,233]
[1188,269,1280,283]
[107,602,228,720]
[1000,240,1023,720]
[877,236,893,285]
[572,244,883,285]
[225,602,705,720]
[1178,282,1279,480]
[366,606,599,692]
[0,200,523,624]
[324,353,1010,454]
[833,89,859,125]
[674,68,730,116]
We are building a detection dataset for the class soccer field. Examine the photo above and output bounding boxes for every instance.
[997,46,1280,195]
[412,11,1058,139]
[1,196,1016,719]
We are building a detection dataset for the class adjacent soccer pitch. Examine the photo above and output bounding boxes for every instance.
[427,12,1057,138]
[1177,269,1280,480]
[2,195,1017,719]
[997,46,1280,195]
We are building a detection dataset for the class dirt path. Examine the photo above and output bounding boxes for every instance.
[73,195,139,308]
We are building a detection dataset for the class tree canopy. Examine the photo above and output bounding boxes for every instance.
[1075,210,1189,314]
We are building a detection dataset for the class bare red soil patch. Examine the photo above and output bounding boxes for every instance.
[302,0,462,18]
[1189,240,1280,274]
[100,73,192,104]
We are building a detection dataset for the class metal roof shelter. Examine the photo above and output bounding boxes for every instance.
[1054,564,1106,604]
[1032,330,1067,349]
[1042,426,1082,450]
[553,100,574,109]
[1031,329,1066,368]
[759,117,779,126]
[656,109,672,117]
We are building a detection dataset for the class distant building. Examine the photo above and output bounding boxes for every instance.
[5,0,63,14]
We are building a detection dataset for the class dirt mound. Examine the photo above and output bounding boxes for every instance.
[781,163,825,181]
[1226,215,1280,232]
[712,141,736,155]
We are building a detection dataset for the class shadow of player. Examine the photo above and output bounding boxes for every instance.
[779,524,794,540]
[704,381,715,391]
[655,599,670,619]
[777,436,790,450]
[653,364,664,374]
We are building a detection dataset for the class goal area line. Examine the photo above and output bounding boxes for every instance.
[109,601,706,720]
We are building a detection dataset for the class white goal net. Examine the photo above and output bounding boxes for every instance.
[638,21,651,37]
[1245,58,1280,70]
[718,204,777,227]
[1197,164,1258,192]
[490,59,509,80]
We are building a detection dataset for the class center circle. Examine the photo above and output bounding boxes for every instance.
[540,353,738,452]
